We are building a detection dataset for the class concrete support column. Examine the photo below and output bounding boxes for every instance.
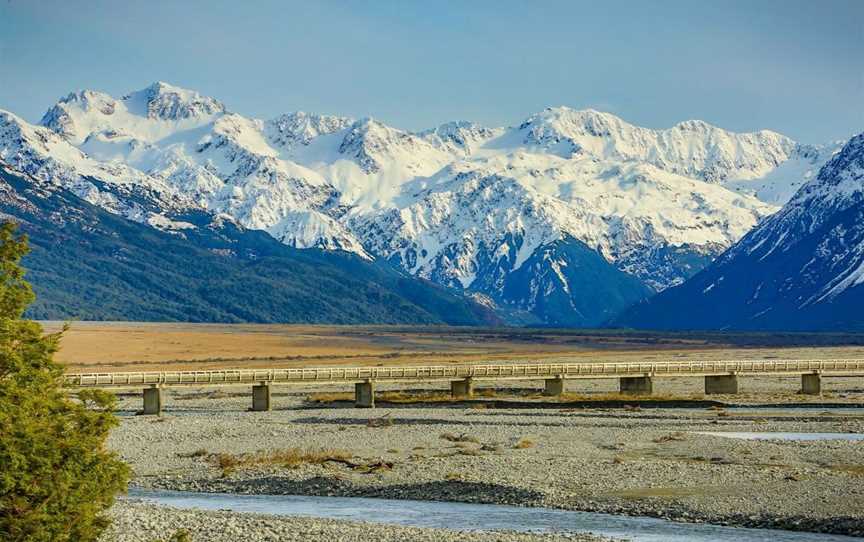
[705,374,739,394]
[252,383,272,411]
[543,376,565,396]
[801,373,822,395]
[355,380,375,408]
[451,378,474,399]
[142,385,163,416]
[620,376,653,395]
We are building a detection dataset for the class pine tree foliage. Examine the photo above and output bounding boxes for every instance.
[0,222,130,541]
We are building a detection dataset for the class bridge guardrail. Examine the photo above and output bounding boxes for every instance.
[63,359,864,388]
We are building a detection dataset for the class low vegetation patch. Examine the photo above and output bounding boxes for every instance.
[366,414,394,427]
[307,392,354,403]
[513,437,536,449]
[440,432,480,444]
[559,392,700,402]
[653,432,687,443]
[211,448,354,475]
[209,448,394,476]
[308,388,503,405]
[176,448,209,458]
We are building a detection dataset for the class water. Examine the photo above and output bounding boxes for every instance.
[696,432,864,441]
[128,488,857,542]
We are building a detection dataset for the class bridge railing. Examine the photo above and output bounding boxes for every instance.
[63,359,864,388]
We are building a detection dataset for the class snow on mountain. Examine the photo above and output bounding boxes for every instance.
[724,141,844,206]
[418,121,502,154]
[351,153,772,294]
[0,108,190,223]
[268,209,369,257]
[509,107,796,182]
[41,81,224,145]
[266,111,353,150]
[15,82,820,324]
[617,133,864,330]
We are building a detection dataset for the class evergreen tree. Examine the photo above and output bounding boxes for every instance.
[0,222,130,541]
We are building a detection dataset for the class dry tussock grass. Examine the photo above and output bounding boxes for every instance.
[367,414,395,427]
[308,390,480,404]
[307,392,354,403]
[440,432,480,443]
[652,432,686,444]
[559,392,698,402]
[212,448,354,475]
[513,437,536,449]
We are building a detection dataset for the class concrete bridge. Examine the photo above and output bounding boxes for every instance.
[64,359,864,415]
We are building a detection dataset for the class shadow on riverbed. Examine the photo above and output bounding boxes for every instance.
[306,398,727,410]
[292,414,588,428]
[176,476,546,506]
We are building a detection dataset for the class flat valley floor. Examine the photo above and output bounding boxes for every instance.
[49,321,864,372]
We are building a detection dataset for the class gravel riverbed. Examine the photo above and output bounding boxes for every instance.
[103,501,609,542]
[105,376,864,540]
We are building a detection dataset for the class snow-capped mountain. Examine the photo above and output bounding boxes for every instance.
[616,133,864,330]
[0,109,192,227]
[0,82,827,324]
[40,82,225,144]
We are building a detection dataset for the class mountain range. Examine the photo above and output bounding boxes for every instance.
[0,81,851,327]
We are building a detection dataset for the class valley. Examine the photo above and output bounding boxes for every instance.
[2,4,861,542]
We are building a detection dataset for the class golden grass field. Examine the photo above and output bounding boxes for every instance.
[42,321,864,374]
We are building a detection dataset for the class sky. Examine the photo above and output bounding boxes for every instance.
[0,0,861,143]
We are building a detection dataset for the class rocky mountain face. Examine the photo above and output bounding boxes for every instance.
[0,82,836,325]
[616,134,864,331]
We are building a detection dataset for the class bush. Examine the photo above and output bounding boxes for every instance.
[0,223,130,541]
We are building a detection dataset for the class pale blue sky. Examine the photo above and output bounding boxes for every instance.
[1,0,861,143]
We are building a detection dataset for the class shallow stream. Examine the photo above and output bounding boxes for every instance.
[128,488,858,542]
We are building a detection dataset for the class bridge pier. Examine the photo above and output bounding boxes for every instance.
[142,385,163,416]
[705,374,739,394]
[801,373,822,395]
[620,376,653,395]
[252,383,272,411]
[543,376,565,396]
[355,380,375,408]
[451,378,474,399]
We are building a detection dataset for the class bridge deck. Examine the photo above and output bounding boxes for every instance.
[64,359,864,388]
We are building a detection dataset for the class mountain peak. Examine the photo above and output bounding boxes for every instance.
[529,106,624,124]
[267,111,354,149]
[338,118,404,173]
[122,81,226,121]
[418,121,497,151]
[518,107,628,149]
[40,82,226,144]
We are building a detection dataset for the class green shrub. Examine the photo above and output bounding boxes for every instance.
[0,223,130,541]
